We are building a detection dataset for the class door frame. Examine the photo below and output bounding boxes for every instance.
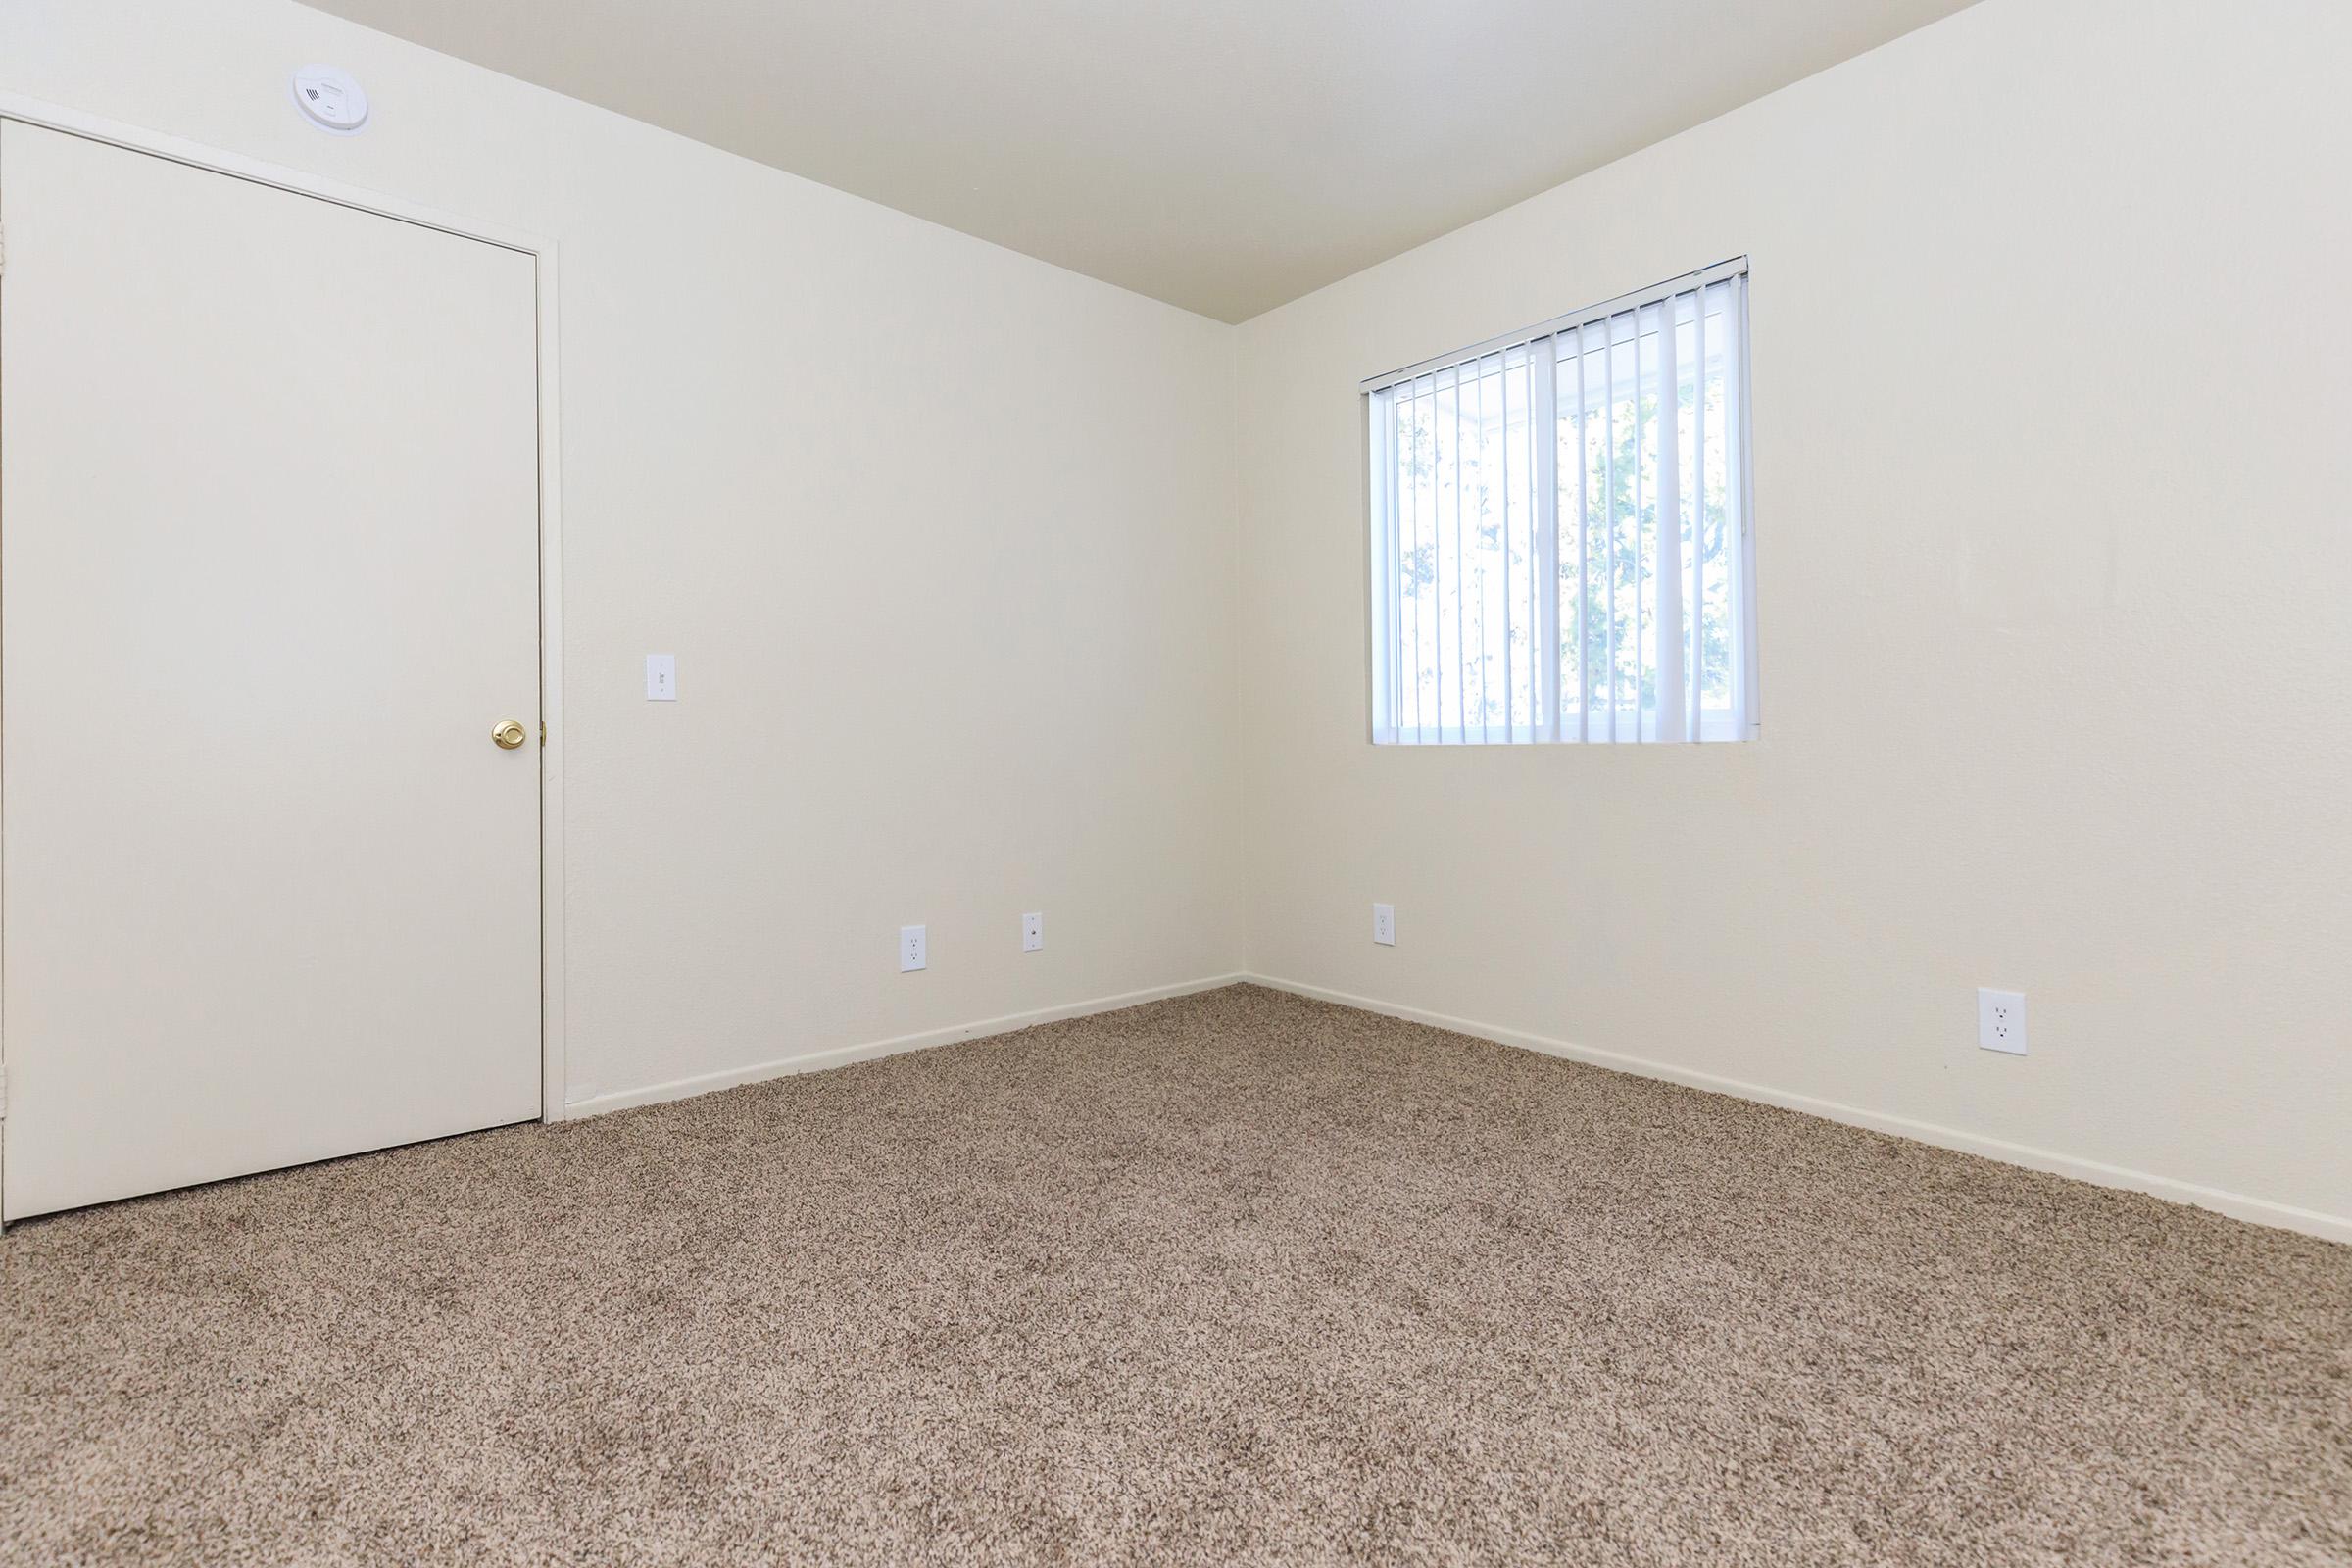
[0,96,572,1205]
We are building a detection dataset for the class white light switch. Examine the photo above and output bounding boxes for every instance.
[645,654,676,701]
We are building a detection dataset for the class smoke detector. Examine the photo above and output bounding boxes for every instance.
[290,65,368,134]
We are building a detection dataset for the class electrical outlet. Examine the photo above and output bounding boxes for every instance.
[1021,912,1044,952]
[1372,903,1396,946]
[899,924,927,973]
[1978,988,2026,1054]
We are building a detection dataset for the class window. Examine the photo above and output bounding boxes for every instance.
[1364,260,1755,744]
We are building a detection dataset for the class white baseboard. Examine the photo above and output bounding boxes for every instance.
[559,972,1249,1120]
[1244,973,2352,1248]
[555,967,2348,1247]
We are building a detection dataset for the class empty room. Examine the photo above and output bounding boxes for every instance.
[1,0,2346,1562]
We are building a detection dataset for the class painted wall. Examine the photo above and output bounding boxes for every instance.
[0,0,1244,1109]
[1232,0,2352,1233]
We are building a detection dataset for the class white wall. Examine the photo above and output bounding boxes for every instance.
[1233,0,2352,1235]
[0,0,1244,1109]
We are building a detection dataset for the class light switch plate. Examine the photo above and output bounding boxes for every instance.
[645,653,677,701]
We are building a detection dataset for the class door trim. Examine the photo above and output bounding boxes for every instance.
[0,96,572,1198]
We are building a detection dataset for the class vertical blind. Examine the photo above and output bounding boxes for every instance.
[1364,260,1754,745]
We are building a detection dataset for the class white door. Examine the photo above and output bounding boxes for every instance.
[0,122,544,1220]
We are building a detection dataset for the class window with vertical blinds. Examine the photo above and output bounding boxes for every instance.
[1364,260,1755,745]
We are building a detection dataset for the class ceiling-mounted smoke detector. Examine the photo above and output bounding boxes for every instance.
[289,65,368,134]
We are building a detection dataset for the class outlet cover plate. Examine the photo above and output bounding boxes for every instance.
[900,925,927,972]
[1372,903,1396,946]
[1978,988,2026,1054]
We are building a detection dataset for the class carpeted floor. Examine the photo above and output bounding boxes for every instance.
[2,985,2347,1566]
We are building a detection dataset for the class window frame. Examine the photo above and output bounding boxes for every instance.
[1361,259,1758,747]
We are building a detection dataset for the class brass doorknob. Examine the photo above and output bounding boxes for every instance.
[492,719,528,750]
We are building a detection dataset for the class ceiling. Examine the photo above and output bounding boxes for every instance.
[305,0,1978,322]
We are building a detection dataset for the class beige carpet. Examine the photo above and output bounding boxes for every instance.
[2,985,2346,1566]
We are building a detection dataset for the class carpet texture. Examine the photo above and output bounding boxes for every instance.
[3,984,2347,1566]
